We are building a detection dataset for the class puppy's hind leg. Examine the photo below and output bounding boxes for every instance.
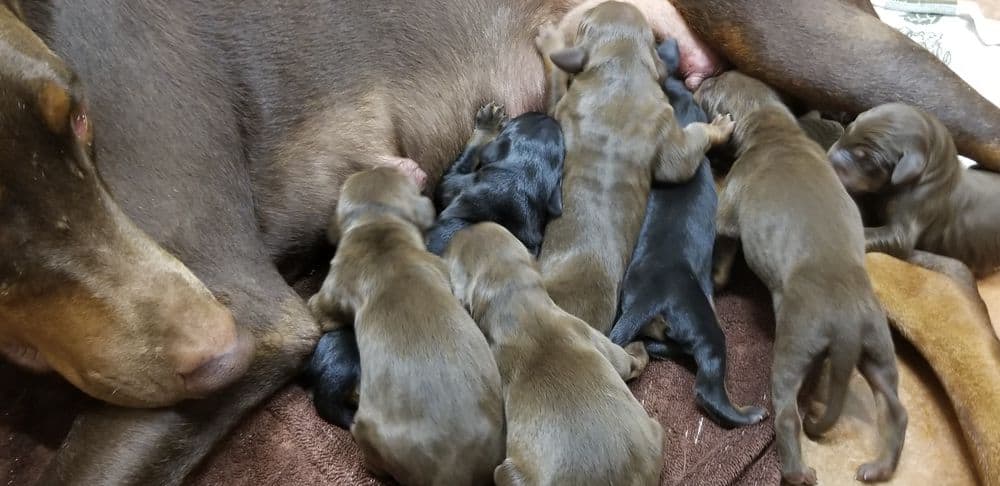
[855,321,907,483]
[772,330,820,484]
[589,327,650,381]
[672,287,767,427]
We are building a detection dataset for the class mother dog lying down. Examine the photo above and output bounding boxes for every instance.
[1,0,999,484]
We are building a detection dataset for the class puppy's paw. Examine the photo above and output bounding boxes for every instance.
[624,341,650,380]
[782,467,818,485]
[712,265,731,290]
[475,102,507,132]
[709,113,736,144]
[534,22,563,56]
[856,461,894,483]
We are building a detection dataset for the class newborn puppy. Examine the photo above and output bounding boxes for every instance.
[696,72,907,485]
[445,223,663,486]
[308,167,504,485]
[304,328,360,429]
[427,102,565,256]
[828,103,1000,277]
[611,38,765,428]
[535,1,734,333]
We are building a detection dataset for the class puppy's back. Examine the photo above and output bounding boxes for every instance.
[351,249,504,485]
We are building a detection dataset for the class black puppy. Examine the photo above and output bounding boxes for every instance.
[610,39,766,427]
[303,328,361,429]
[426,103,564,256]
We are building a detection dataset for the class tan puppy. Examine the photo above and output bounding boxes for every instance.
[534,1,734,333]
[829,103,1000,277]
[444,222,663,486]
[308,167,504,486]
[696,72,907,485]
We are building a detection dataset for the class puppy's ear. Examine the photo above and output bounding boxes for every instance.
[546,185,563,218]
[655,57,668,85]
[411,196,437,231]
[891,149,927,186]
[550,47,588,74]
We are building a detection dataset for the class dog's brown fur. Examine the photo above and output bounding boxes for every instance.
[308,168,504,486]
[797,111,845,151]
[696,71,907,484]
[829,103,1000,277]
[534,1,734,333]
[444,222,662,486]
[867,253,1000,485]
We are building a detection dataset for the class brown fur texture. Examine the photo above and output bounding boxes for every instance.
[868,253,1000,485]
[535,1,733,333]
[308,168,504,486]
[445,223,662,486]
[697,71,907,484]
[670,0,1000,170]
[829,103,1000,277]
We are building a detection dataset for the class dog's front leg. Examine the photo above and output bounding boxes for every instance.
[864,223,916,258]
[655,114,734,183]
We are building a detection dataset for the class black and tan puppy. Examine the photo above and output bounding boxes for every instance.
[445,222,663,486]
[535,1,734,333]
[696,72,907,485]
[427,103,565,256]
[611,38,765,428]
[828,103,1000,277]
[308,167,504,486]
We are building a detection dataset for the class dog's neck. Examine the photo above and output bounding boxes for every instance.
[467,266,552,345]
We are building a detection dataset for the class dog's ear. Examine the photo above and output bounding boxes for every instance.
[891,149,927,186]
[411,196,437,231]
[550,46,588,74]
[655,57,668,85]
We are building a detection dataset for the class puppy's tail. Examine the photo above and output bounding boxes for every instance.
[804,336,860,438]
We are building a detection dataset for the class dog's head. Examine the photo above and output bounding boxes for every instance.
[443,223,539,320]
[549,1,665,83]
[693,71,785,121]
[331,167,436,243]
[827,103,954,194]
[0,3,252,407]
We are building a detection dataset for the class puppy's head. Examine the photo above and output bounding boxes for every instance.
[693,71,784,121]
[443,223,538,317]
[827,103,953,194]
[550,1,665,83]
[330,167,436,244]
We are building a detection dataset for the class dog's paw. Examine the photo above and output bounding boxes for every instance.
[534,22,563,55]
[782,467,818,485]
[856,461,894,483]
[709,113,736,144]
[475,102,507,132]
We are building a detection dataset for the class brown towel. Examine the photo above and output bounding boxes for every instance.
[0,266,780,486]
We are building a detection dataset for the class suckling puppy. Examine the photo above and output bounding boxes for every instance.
[427,102,565,256]
[611,38,765,428]
[308,167,504,486]
[444,222,663,486]
[535,1,735,333]
[828,103,1000,277]
[696,72,907,485]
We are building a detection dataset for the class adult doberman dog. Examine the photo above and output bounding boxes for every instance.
[1,0,998,484]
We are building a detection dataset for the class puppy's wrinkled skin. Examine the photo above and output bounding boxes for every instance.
[612,37,765,428]
[536,1,734,333]
[308,168,504,486]
[428,102,565,256]
[829,103,1000,277]
[445,223,662,486]
[867,253,1000,485]
[697,71,907,484]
